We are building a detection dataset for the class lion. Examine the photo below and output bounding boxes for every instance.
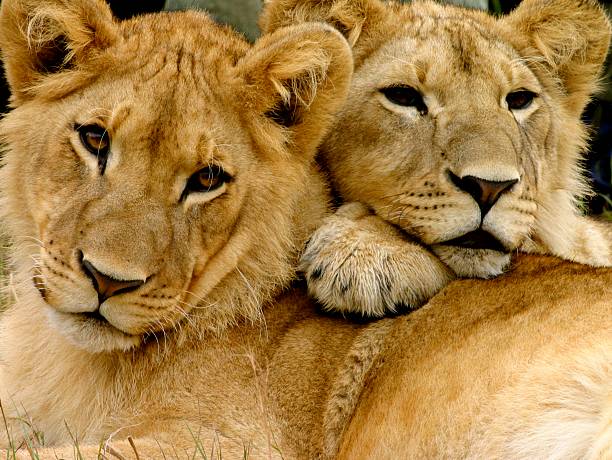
[0,0,367,457]
[261,0,612,317]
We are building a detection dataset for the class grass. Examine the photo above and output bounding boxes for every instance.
[0,410,234,459]
[0,234,7,312]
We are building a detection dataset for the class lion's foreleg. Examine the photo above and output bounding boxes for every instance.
[300,202,454,317]
[523,212,612,267]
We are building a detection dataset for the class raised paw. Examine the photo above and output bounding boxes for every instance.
[300,203,454,317]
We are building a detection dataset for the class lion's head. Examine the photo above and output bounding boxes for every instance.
[261,0,611,277]
[0,0,352,352]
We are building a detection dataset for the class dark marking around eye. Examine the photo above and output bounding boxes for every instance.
[75,124,110,175]
[506,90,537,111]
[182,165,232,201]
[380,85,428,115]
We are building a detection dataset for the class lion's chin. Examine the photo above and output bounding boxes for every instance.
[46,309,142,353]
[431,244,511,279]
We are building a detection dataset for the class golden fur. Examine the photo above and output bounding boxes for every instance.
[336,255,612,459]
[0,0,366,456]
[0,0,610,459]
[262,0,612,316]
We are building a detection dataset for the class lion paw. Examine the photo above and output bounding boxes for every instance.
[300,203,454,317]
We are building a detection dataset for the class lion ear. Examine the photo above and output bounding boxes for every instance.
[235,23,353,159]
[504,0,611,116]
[0,0,119,104]
[259,0,386,48]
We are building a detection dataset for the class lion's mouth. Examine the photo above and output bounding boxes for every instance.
[78,310,137,338]
[81,310,110,325]
[45,309,143,353]
[443,229,507,252]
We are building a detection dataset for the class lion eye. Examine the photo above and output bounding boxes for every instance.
[506,90,537,110]
[380,85,428,115]
[77,124,110,174]
[183,165,230,198]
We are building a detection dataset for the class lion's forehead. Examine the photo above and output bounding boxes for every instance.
[93,12,248,100]
[108,44,231,97]
[62,86,228,168]
[119,10,248,63]
[364,1,542,90]
[63,57,245,173]
[363,25,539,104]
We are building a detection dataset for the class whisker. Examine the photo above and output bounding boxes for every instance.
[12,235,45,250]
[180,290,219,310]
[172,304,197,330]
[395,205,411,228]
[177,297,217,311]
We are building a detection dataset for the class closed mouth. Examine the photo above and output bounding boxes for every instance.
[75,310,140,338]
[48,309,142,352]
[81,310,109,324]
[443,229,507,252]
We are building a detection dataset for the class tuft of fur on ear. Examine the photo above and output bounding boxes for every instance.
[0,0,118,104]
[259,0,386,48]
[235,22,353,160]
[504,0,611,117]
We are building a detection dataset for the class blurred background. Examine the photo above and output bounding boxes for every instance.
[0,0,610,219]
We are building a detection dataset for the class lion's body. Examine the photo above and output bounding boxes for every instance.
[0,282,391,458]
[263,0,612,457]
[2,253,610,459]
[338,255,612,459]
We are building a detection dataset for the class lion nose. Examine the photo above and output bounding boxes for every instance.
[82,259,144,303]
[450,173,518,215]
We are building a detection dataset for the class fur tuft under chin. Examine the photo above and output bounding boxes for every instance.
[431,245,512,279]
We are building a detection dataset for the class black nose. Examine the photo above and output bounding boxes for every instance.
[82,259,144,303]
[450,172,518,215]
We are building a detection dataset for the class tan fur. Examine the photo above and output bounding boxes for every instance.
[0,0,361,456]
[262,0,612,316]
[336,256,612,459]
[1,1,610,459]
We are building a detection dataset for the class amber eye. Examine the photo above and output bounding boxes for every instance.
[380,85,428,115]
[506,90,537,110]
[183,165,231,199]
[76,124,110,174]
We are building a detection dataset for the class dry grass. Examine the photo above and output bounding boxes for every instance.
[0,234,7,312]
